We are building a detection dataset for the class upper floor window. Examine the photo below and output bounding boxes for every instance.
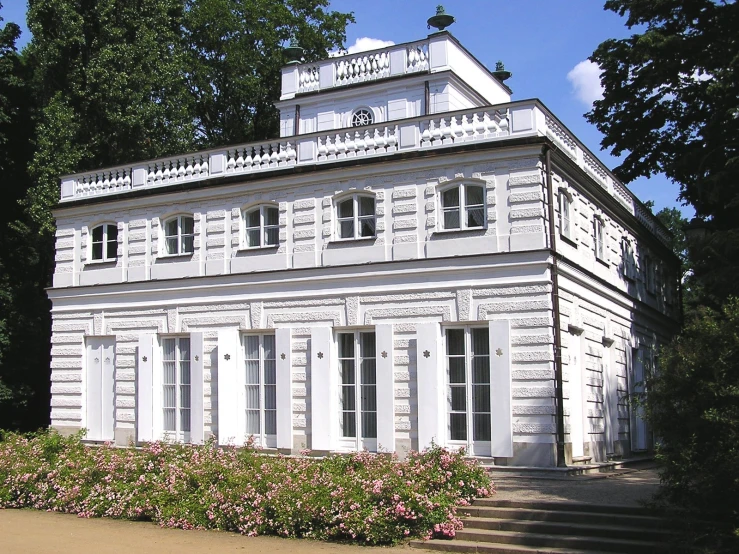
[622,238,636,281]
[440,183,485,231]
[91,224,118,262]
[644,255,656,293]
[594,216,605,261]
[164,215,194,255]
[243,204,279,248]
[351,108,374,127]
[559,192,572,240]
[336,194,376,240]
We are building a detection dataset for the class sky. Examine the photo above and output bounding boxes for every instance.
[1,0,689,215]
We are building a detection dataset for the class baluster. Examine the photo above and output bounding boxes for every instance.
[441,117,452,144]
[326,134,337,158]
[123,169,131,189]
[387,125,398,150]
[345,132,356,157]
[375,128,387,152]
[200,155,209,175]
[102,172,111,191]
[233,148,243,170]
[245,147,255,169]
[336,133,347,158]
[317,136,328,159]
[270,142,280,166]
[278,142,288,165]
[115,170,123,190]
[183,157,193,178]
[154,163,163,182]
[354,131,365,156]
[226,150,235,172]
[431,119,442,145]
[498,110,510,133]
[162,160,171,182]
[260,145,271,167]
[462,115,474,140]
[421,122,432,146]
[192,156,201,176]
[364,129,375,153]
[286,142,297,165]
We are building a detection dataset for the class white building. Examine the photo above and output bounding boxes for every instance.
[48,30,679,467]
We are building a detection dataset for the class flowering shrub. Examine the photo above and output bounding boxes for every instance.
[0,430,493,544]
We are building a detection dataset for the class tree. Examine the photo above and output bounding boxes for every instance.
[183,0,354,147]
[588,0,739,305]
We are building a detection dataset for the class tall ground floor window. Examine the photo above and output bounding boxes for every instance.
[338,330,377,449]
[244,334,277,447]
[446,326,491,453]
[162,337,191,439]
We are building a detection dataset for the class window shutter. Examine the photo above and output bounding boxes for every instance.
[489,320,513,457]
[137,334,155,443]
[190,332,205,444]
[217,329,243,445]
[101,338,115,441]
[275,327,293,450]
[416,322,443,450]
[86,340,102,440]
[375,324,395,453]
[310,327,335,451]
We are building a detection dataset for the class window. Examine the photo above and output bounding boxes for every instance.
[90,224,118,262]
[622,238,636,280]
[351,108,374,127]
[644,255,656,293]
[336,194,376,240]
[338,331,377,442]
[242,205,279,248]
[162,337,191,438]
[243,334,277,446]
[440,184,485,231]
[446,327,491,443]
[594,216,605,260]
[164,215,194,255]
[559,192,572,240]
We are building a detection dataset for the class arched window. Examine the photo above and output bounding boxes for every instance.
[90,224,118,261]
[559,190,572,240]
[351,108,374,127]
[243,204,279,248]
[164,215,194,255]
[336,194,376,240]
[440,183,485,230]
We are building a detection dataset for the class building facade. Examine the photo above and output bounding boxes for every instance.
[48,32,679,466]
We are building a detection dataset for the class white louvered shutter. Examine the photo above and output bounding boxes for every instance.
[310,327,335,451]
[489,320,513,457]
[416,322,443,450]
[375,324,395,453]
[275,327,293,450]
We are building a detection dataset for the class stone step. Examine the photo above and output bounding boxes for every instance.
[462,516,673,542]
[452,528,669,553]
[471,499,655,516]
[459,506,671,529]
[410,539,608,553]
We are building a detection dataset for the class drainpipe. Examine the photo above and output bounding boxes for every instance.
[544,146,567,467]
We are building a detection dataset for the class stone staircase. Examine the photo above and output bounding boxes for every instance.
[410,499,680,553]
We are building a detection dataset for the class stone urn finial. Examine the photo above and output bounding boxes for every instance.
[427,5,455,31]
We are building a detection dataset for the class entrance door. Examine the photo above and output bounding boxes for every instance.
[569,333,585,458]
[86,337,115,441]
[445,327,491,457]
[631,347,648,451]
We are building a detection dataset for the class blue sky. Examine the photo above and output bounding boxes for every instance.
[2,0,688,215]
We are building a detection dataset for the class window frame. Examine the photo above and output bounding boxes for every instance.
[241,204,280,249]
[558,190,573,242]
[443,325,492,455]
[162,214,195,256]
[350,107,375,128]
[89,223,118,263]
[334,193,377,241]
[594,215,606,262]
[242,333,277,448]
[161,336,191,443]
[622,237,636,281]
[336,329,377,452]
[437,182,487,232]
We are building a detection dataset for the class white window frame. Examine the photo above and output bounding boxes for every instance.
[163,214,194,256]
[335,193,376,241]
[594,216,605,261]
[89,223,118,262]
[337,329,377,452]
[350,107,375,127]
[241,204,279,249]
[242,333,277,448]
[559,191,573,241]
[443,325,492,457]
[161,336,191,443]
[438,182,486,232]
[622,237,636,281]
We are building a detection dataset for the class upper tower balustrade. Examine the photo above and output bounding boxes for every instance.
[278,32,511,114]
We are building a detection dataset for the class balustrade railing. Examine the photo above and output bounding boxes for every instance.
[419,109,509,147]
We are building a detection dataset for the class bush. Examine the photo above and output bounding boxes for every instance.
[647,298,739,543]
[0,431,493,544]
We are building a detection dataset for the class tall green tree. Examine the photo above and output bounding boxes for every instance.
[183,0,353,147]
[588,0,739,305]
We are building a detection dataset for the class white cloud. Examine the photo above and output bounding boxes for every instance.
[331,37,395,57]
[567,60,604,107]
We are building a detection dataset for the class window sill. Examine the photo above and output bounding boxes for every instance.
[85,259,117,266]
[559,234,577,248]
[157,252,194,260]
[433,226,486,235]
[330,236,377,244]
[596,256,609,268]
[237,244,279,252]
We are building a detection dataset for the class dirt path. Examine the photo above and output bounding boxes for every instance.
[0,509,408,554]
